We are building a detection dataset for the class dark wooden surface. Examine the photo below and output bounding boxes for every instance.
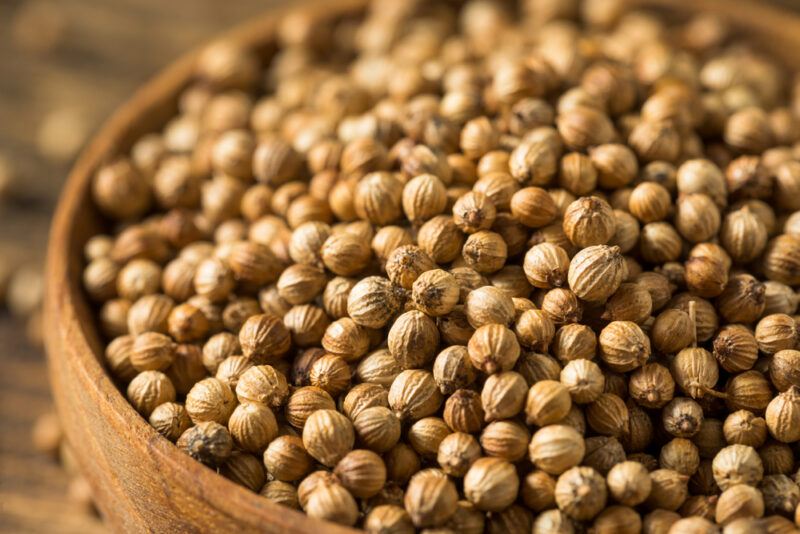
[0,1,272,532]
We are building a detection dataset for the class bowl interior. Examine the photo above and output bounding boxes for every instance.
[45,0,800,531]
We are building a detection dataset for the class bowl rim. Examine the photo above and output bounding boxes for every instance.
[42,0,800,530]
[44,0,364,531]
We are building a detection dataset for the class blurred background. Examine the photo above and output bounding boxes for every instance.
[0,1,269,532]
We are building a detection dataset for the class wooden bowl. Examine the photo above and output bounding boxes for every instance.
[43,0,800,532]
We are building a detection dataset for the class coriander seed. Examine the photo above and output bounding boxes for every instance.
[177,421,232,467]
[554,466,608,521]
[404,469,458,528]
[464,457,520,512]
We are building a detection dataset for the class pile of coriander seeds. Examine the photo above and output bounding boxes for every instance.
[83,0,800,531]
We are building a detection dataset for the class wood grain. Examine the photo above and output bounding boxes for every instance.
[44,2,366,531]
[0,1,273,532]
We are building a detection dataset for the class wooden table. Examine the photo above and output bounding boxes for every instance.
[0,1,272,531]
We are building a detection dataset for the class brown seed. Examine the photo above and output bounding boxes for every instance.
[452,191,497,235]
[104,335,137,381]
[552,323,597,362]
[769,349,800,392]
[385,244,435,290]
[515,309,555,352]
[263,435,312,482]
[510,187,557,228]
[521,470,556,512]
[628,120,681,163]
[639,222,682,264]
[659,437,700,476]
[560,359,605,404]
[717,274,766,324]
[675,194,721,243]
[529,424,585,475]
[541,288,583,325]
[334,449,387,499]
[762,234,800,286]
[651,309,694,355]
[285,387,336,430]
[464,286,514,328]
[724,107,774,154]
[723,410,768,449]
[346,276,402,329]
[302,409,354,467]
[167,303,209,343]
[672,347,719,399]
[598,320,651,372]
[402,174,447,224]
[239,314,291,363]
[629,363,675,409]
[92,158,151,221]
[353,406,401,453]
[725,371,772,412]
[686,244,731,298]
[177,421,232,467]
[127,371,175,417]
[765,386,800,443]
[412,269,460,317]
[589,143,639,191]
[304,483,359,527]
[562,196,616,247]
[275,264,326,306]
[321,317,369,362]
[644,468,689,512]
[148,402,191,442]
[628,182,671,223]
[526,380,572,427]
[712,444,764,491]
[404,469,458,528]
[569,245,625,302]
[592,505,641,534]
[721,208,769,264]
[408,417,452,459]
[388,370,443,421]
[127,293,174,337]
[462,231,508,274]
[586,393,628,437]
[602,283,652,323]
[523,243,570,289]
[320,233,372,276]
[433,345,477,395]
[235,365,289,409]
[214,355,252,390]
[554,466,608,521]
[481,421,531,462]
[635,271,674,312]
[607,461,652,506]
[468,324,521,374]
[755,315,798,355]
[416,216,465,264]
[437,432,481,478]
[442,389,484,434]
[341,383,388,421]
[464,457,520,512]
[131,332,176,372]
[363,505,413,534]
[388,310,440,370]
[557,107,616,151]
[384,443,421,487]
[117,259,162,302]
